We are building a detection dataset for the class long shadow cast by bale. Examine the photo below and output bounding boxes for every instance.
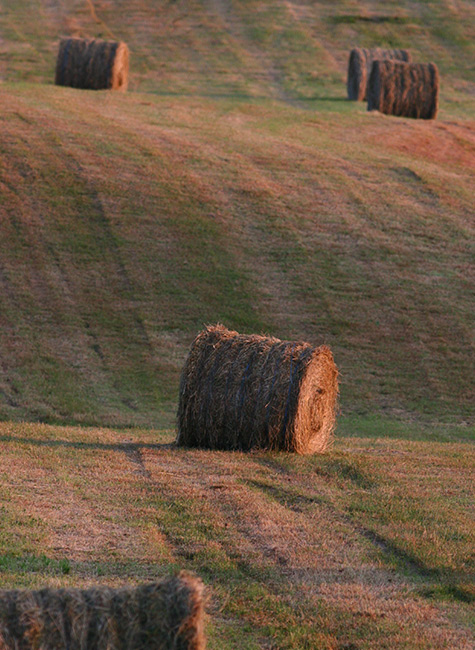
[308,97,350,102]
[0,435,174,452]
[354,524,474,604]
[0,435,176,479]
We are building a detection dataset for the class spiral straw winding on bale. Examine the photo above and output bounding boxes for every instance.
[0,573,205,650]
[367,60,439,119]
[55,37,129,90]
[347,47,411,101]
[177,325,338,454]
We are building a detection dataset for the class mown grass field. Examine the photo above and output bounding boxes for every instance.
[0,1,474,648]
[1,421,474,649]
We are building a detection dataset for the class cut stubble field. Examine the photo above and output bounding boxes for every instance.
[0,1,474,648]
[0,85,474,427]
[0,421,473,649]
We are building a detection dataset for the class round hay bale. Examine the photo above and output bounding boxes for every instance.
[176,324,339,454]
[0,572,205,650]
[347,47,411,101]
[367,60,439,119]
[55,37,129,91]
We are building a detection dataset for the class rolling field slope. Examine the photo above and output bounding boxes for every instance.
[0,83,474,426]
[0,1,474,426]
[0,2,474,648]
[0,4,474,426]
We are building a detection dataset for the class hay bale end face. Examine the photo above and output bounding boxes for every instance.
[0,572,205,650]
[367,60,439,119]
[177,325,339,454]
[347,47,411,101]
[55,37,129,90]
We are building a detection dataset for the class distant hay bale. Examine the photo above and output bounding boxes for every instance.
[367,60,439,119]
[55,37,129,90]
[176,325,338,454]
[0,572,205,650]
[347,47,411,101]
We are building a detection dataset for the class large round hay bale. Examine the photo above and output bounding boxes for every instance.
[347,47,411,101]
[55,37,129,90]
[367,60,439,119]
[0,572,205,650]
[176,324,338,454]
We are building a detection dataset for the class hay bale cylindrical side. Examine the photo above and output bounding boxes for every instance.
[55,37,129,90]
[367,60,439,119]
[176,324,338,454]
[0,572,205,650]
[347,47,411,101]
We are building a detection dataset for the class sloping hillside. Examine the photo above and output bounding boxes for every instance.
[0,0,474,427]
[1,0,474,110]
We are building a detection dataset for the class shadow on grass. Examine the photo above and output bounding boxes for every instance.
[0,435,175,478]
[0,435,173,452]
[330,14,414,25]
[417,583,474,604]
[356,524,473,604]
[308,97,349,102]
[245,463,472,606]
[0,552,180,581]
[313,457,375,489]
[245,479,326,512]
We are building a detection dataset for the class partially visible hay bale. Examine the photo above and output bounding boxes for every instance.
[367,60,439,119]
[0,572,205,650]
[176,324,338,454]
[55,37,129,90]
[347,47,411,101]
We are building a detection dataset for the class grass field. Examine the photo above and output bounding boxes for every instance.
[1,421,473,649]
[0,1,474,648]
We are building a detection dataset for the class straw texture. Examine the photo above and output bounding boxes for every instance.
[347,47,411,101]
[0,573,205,650]
[177,325,338,454]
[367,60,439,119]
[55,38,129,90]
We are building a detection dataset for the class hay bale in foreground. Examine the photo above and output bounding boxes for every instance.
[367,60,439,119]
[55,37,129,90]
[0,572,205,650]
[177,325,338,454]
[347,47,411,101]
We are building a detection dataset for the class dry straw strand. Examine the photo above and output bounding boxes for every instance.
[55,37,129,90]
[176,324,338,454]
[367,60,439,119]
[0,572,205,650]
[347,47,411,101]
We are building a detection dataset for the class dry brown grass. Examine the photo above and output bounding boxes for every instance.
[55,38,129,91]
[176,325,338,453]
[367,60,439,119]
[0,422,473,649]
[0,574,205,650]
[0,86,473,426]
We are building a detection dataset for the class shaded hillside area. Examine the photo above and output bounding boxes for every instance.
[0,0,474,427]
[1,86,473,427]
